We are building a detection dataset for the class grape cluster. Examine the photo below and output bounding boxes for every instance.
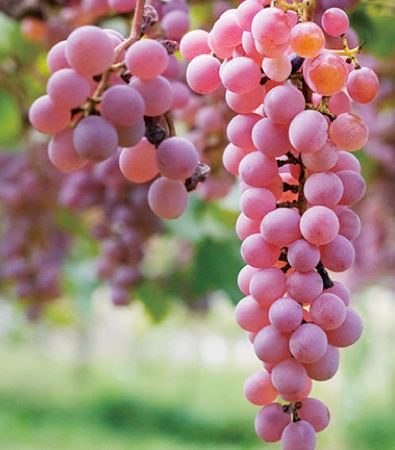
[0,149,69,320]
[183,2,377,449]
[29,0,205,221]
[60,151,162,306]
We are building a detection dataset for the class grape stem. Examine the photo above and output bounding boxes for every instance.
[331,37,361,69]
[91,0,146,101]
[164,111,176,137]
[316,261,334,289]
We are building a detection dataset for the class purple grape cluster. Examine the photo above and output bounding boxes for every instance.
[0,149,69,320]
[60,151,162,306]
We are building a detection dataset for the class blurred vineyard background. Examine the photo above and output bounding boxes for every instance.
[0,0,395,449]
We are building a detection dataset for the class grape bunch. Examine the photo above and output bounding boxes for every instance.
[60,151,162,306]
[183,2,377,449]
[29,0,205,221]
[0,149,69,320]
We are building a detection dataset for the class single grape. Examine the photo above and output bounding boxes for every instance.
[303,50,348,96]
[220,56,262,93]
[289,110,328,154]
[268,297,303,333]
[326,307,363,347]
[129,76,174,117]
[48,127,87,172]
[29,95,70,134]
[329,113,369,151]
[304,344,340,381]
[101,85,145,126]
[119,138,158,183]
[322,7,350,36]
[125,39,169,80]
[235,295,270,332]
[281,420,316,450]
[271,357,308,395]
[286,270,323,304]
[66,25,114,76]
[73,115,118,162]
[244,371,278,406]
[186,54,221,94]
[155,136,199,181]
[254,325,291,364]
[347,66,379,104]
[300,206,340,246]
[251,8,291,47]
[147,177,189,219]
[180,29,211,61]
[254,403,291,442]
[249,267,287,305]
[310,292,347,330]
[290,21,325,58]
[290,323,328,364]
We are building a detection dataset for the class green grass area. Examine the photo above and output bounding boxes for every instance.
[0,340,266,450]
[0,287,394,450]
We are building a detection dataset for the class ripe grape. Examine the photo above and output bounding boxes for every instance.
[119,138,158,183]
[186,54,221,94]
[289,323,328,364]
[235,295,270,332]
[244,371,278,406]
[129,76,174,117]
[254,325,291,364]
[286,270,323,303]
[263,83,305,124]
[101,85,145,126]
[290,21,325,58]
[125,39,169,80]
[249,267,287,305]
[147,177,188,219]
[299,206,340,246]
[289,110,328,154]
[251,8,291,47]
[66,25,114,76]
[252,118,291,158]
[155,136,199,181]
[281,420,316,450]
[321,7,350,36]
[326,307,363,347]
[180,29,211,61]
[347,66,379,104]
[260,208,301,246]
[303,50,348,95]
[329,113,369,151]
[48,127,87,172]
[268,297,303,332]
[73,115,118,162]
[310,292,347,330]
[29,95,71,135]
[287,240,321,272]
[304,344,340,381]
[254,403,291,442]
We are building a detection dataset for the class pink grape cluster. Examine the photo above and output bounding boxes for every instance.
[183,2,378,449]
[29,0,205,221]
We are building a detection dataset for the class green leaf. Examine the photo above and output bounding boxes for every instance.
[350,7,395,59]
[135,280,171,323]
[0,89,22,146]
[189,237,243,304]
